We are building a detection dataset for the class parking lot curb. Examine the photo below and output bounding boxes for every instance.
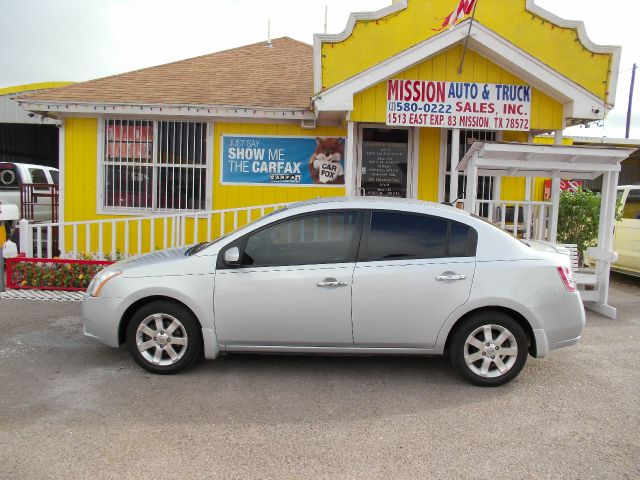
[0,289,84,302]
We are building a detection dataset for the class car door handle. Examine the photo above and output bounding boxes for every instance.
[317,279,348,287]
[435,274,467,281]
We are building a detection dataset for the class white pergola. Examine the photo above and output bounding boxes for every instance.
[458,141,634,319]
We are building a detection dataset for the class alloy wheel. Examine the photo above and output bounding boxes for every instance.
[135,313,189,366]
[463,324,518,378]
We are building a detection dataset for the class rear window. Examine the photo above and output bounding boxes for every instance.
[0,164,20,190]
[49,170,59,184]
[362,211,477,261]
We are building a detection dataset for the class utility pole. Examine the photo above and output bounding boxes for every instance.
[625,63,636,139]
[324,5,328,34]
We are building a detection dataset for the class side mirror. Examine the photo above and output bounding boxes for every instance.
[223,246,241,266]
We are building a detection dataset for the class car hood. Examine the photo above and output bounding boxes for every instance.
[111,246,216,277]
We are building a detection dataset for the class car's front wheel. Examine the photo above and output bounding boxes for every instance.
[126,300,202,374]
[450,311,528,386]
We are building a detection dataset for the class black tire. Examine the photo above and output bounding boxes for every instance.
[126,300,202,374]
[450,311,528,387]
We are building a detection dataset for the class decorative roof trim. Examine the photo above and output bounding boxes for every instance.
[312,1,408,93]
[313,1,621,106]
[313,21,609,122]
[525,0,621,107]
[16,100,316,121]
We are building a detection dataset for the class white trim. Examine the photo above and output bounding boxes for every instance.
[411,126,419,199]
[57,120,65,253]
[437,129,448,203]
[314,21,613,121]
[17,100,316,121]
[345,121,357,196]
[449,129,460,204]
[312,0,408,93]
[96,118,104,217]
[207,122,214,210]
[526,0,621,108]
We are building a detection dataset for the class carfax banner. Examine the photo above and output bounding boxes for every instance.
[386,79,532,131]
[221,135,346,186]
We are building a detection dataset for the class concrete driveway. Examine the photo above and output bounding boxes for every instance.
[1,274,639,479]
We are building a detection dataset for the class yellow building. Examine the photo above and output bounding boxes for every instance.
[16,0,621,256]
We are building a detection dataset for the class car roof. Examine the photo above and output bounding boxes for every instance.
[287,196,471,215]
[0,162,58,171]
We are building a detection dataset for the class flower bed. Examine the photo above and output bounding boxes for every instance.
[5,257,115,291]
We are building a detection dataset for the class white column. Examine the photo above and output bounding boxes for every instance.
[595,170,620,311]
[547,129,564,243]
[58,120,65,255]
[524,177,533,239]
[464,158,478,213]
[345,121,357,196]
[449,129,460,203]
[410,127,420,199]
[548,178,561,243]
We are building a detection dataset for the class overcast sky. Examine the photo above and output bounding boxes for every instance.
[2,0,638,138]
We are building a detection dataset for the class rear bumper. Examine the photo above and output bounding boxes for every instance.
[530,292,585,358]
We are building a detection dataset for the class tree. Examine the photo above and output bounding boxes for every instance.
[556,188,621,265]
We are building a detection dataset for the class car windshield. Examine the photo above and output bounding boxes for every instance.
[183,206,288,256]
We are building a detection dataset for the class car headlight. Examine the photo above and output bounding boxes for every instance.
[88,269,122,297]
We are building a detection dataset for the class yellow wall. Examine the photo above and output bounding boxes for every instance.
[320,0,612,103]
[350,46,563,131]
[61,117,347,255]
[65,118,98,222]
[416,128,441,202]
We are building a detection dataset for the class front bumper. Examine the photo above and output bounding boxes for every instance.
[82,294,126,348]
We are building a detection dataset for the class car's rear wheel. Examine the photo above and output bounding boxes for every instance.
[126,301,202,374]
[450,311,528,386]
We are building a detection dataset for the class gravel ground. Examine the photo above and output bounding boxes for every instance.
[0,273,639,479]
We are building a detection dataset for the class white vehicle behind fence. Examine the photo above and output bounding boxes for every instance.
[0,162,59,228]
[614,185,640,276]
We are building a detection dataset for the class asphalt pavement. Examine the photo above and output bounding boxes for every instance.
[1,274,639,479]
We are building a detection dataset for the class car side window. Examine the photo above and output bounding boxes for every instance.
[622,190,640,220]
[362,211,476,261]
[49,170,59,184]
[240,211,361,267]
[29,168,48,184]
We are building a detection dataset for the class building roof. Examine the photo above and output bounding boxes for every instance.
[18,37,313,110]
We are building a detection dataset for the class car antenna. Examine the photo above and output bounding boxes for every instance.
[442,197,460,207]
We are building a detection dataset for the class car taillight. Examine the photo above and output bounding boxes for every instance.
[557,266,576,292]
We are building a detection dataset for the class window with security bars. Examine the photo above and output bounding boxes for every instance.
[102,119,208,211]
[445,129,496,216]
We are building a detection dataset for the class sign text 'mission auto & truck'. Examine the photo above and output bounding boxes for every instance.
[386,79,532,131]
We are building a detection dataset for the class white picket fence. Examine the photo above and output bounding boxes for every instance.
[18,203,289,259]
[472,199,553,240]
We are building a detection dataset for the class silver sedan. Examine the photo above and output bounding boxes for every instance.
[83,197,585,386]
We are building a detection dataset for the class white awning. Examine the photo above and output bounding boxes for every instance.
[457,141,634,180]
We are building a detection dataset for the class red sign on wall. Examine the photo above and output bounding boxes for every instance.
[107,125,153,142]
[543,179,583,201]
[106,124,153,160]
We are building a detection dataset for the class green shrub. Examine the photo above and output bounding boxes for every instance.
[557,188,621,264]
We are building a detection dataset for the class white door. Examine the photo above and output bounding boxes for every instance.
[351,210,476,348]
[214,211,362,347]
